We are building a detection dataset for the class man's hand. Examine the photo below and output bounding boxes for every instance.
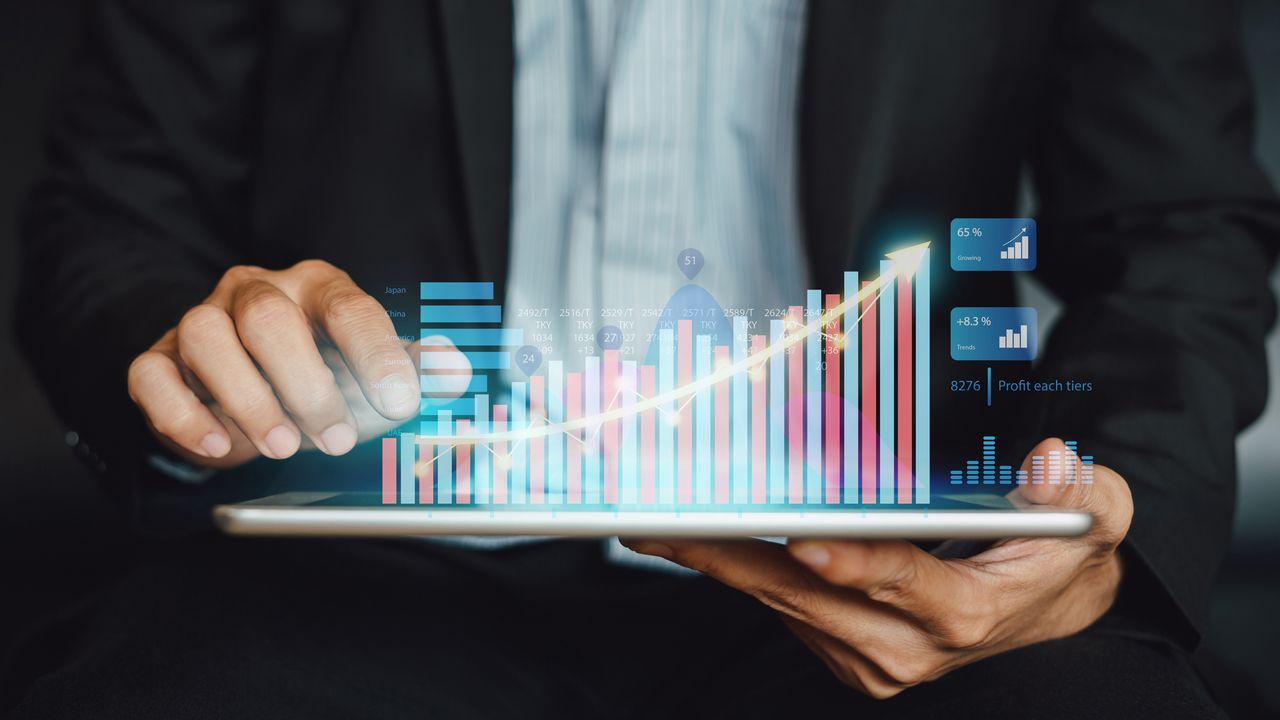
[625,438,1132,699]
[127,260,469,468]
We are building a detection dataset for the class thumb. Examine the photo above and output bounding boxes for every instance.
[1012,438,1132,545]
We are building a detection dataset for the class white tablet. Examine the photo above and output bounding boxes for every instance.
[214,492,1091,539]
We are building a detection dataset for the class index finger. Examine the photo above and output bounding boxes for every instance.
[299,269,421,420]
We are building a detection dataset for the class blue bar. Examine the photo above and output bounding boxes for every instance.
[696,334,713,505]
[474,395,490,504]
[438,411,453,504]
[769,320,786,505]
[585,355,601,504]
[420,282,494,300]
[421,373,487,394]
[421,351,509,370]
[806,290,822,503]
[621,360,639,505]
[420,305,502,324]
[419,328,523,346]
[843,272,859,504]
[547,361,564,504]
[420,395,475,418]
[915,253,929,503]
[510,382,527,503]
[879,262,895,504]
[733,316,750,504]
[399,432,416,504]
[659,328,675,504]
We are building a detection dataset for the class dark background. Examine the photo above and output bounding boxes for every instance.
[2,0,1278,711]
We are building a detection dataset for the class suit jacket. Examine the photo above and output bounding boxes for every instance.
[15,0,1280,650]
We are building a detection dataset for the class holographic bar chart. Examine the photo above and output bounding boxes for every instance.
[381,244,932,507]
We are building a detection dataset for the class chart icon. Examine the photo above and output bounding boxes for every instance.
[950,218,1037,271]
[950,307,1037,361]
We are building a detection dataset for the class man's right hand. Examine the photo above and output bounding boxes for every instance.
[127,260,469,468]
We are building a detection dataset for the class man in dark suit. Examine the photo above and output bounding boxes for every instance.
[9,1,1278,717]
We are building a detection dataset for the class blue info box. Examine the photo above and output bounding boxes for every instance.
[950,307,1037,361]
[950,218,1037,271]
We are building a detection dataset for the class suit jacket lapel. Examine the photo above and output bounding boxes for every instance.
[437,0,514,294]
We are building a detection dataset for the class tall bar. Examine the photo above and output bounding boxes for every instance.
[475,395,490,504]
[640,365,657,504]
[381,437,396,504]
[860,283,877,503]
[492,405,507,504]
[896,268,913,503]
[529,375,545,504]
[677,319,694,504]
[438,410,453,504]
[417,437,434,504]
[769,319,786,504]
[824,294,841,504]
[585,355,601,504]
[842,272,859,504]
[732,316,749,505]
[786,306,804,504]
[878,261,896,504]
[714,346,731,504]
[566,372,583,504]
[510,382,527,504]
[695,335,713,505]
[455,420,472,503]
[620,360,638,504]
[399,432,416,504]
[751,335,767,504]
[915,249,931,503]
[805,290,822,503]
[602,349,620,504]
[547,361,564,504]
[659,328,675,504]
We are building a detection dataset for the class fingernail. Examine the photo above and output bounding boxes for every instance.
[378,375,420,418]
[265,425,300,459]
[791,543,830,568]
[200,433,231,458]
[629,541,674,559]
[320,423,357,455]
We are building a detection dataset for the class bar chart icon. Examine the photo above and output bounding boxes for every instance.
[1000,228,1031,261]
[997,325,1028,349]
[379,243,934,508]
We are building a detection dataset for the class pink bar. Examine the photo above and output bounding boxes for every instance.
[530,374,545,504]
[603,350,620,504]
[417,438,434,504]
[786,306,804,504]
[677,320,694,504]
[751,335,767,504]
[715,345,731,504]
[640,365,656,504]
[897,273,913,503]
[824,294,842,504]
[567,372,583,504]
[492,405,508,504]
[381,437,397,504]
[455,420,472,504]
[860,283,877,504]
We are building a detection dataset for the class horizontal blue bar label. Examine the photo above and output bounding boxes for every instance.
[420,305,502,324]
[419,328,524,346]
[420,282,494,300]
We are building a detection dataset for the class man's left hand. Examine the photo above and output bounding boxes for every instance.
[624,438,1132,699]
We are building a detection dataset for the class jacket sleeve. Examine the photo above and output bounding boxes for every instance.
[1028,0,1280,646]
[14,2,263,507]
